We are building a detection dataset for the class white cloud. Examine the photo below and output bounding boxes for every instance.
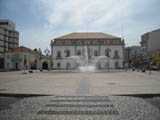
[19,0,160,51]
[39,0,132,29]
[90,0,130,27]
[19,27,53,52]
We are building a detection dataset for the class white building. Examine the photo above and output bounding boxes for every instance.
[5,46,41,70]
[5,46,52,70]
[39,55,52,70]
[51,32,124,70]
[0,20,19,69]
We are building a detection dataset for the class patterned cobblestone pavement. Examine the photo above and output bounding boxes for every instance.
[0,96,160,120]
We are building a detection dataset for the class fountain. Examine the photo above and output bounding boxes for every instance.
[67,46,108,94]
[66,46,108,72]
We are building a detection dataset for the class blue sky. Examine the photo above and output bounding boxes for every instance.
[0,0,160,52]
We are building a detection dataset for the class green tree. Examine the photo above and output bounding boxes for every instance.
[23,56,27,74]
[149,55,153,74]
[135,59,140,68]
[128,58,133,69]
[51,61,53,69]
[24,57,27,68]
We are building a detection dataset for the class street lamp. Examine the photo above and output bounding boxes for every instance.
[44,48,50,56]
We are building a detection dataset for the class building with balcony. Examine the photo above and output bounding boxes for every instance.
[140,29,160,68]
[0,20,19,69]
[51,32,124,70]
[124,46,141,68]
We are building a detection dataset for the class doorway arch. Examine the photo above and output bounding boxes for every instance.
[42,61,48,69]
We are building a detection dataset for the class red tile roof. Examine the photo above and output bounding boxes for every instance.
[8,46,41,54]
[55,32,120,40]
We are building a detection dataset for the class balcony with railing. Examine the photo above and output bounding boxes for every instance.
[56,56,62,59]
[113,55,119,59]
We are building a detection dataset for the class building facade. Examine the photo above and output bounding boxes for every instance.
[51,32,124,70]
[124,46,141,68]
[5,46,41,70]
[0,20,19,69]
[140,29,160,68]
[39,55,52,70]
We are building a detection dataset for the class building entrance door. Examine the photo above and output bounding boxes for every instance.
[15,63,19,70]
[42,61,48,70]
[105,62,109,69]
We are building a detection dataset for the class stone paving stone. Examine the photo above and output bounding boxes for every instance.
[76,73,90,94]
[45,104,114,107]
[0,97,22,111]
[143,97,160,110]
[110,96,160,120]
[0,71,160,95]
[0,96,160,120]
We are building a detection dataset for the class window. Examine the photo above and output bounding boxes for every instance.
[114,50,119,59]
[105,48,111,57]
[114,61,119,68]
[24,55,27,59]
[7,55,10,59]
[57,63,61,68]
[7,63,10,67]
[94,50,98,56]
[65,49,70,57]
[66,63,71,69]
[77,50,81,56]
[105,62,109,69]
[57,51,61,58]
[110,41,113,44]
[0,22,8,25]
[62,41,65,45]
[114,50,118,56]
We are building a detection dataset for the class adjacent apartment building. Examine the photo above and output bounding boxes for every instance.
[0,20,19,69]
[51,32,124,70]
[124,46,141,67]
[140,29,160,67]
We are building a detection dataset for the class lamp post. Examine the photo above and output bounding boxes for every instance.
[44,48,50,56]
[149,55,153,74]
[44,48,50,70]
[106,48,111,70]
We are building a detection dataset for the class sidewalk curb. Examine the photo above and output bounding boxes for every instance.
[114,94,160,98]
[1,93,160,98]
[0,93,53,98]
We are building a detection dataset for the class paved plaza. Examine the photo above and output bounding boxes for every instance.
[0,70,160,95]
[0,70,160,120]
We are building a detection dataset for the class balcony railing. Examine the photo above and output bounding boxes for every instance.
[113,55,119,59]
[56,56,62,59]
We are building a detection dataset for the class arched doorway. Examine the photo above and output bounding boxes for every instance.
[114,61,119,69]
[105,62,109,69]
[42,61,48,70]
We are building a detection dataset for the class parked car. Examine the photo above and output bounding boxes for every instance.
[151,66,159,71]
